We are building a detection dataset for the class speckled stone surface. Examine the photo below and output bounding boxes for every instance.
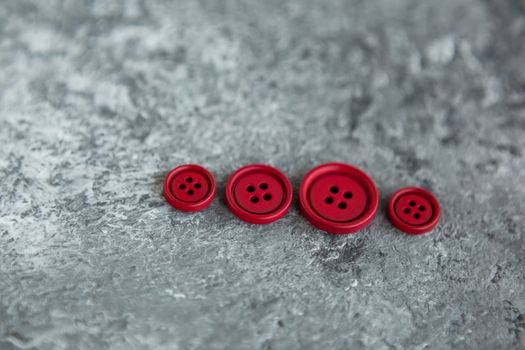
[1,1,525,349]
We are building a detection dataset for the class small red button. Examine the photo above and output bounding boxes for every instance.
[387,187,440,235]
[225,164,293,224]
[299,163,379,234]
[163,164,216,212]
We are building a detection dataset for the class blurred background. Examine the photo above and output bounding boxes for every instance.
[0,1,524,349]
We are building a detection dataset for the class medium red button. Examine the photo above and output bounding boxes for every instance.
[163,164,216,212]
[388,187,441,235]
[225,164,293,224]
[387,187,440,235]
[299,163,379,234]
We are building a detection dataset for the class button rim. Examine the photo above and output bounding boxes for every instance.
[387,187,440,235]
[299,163,379,234]
[225,164,293,224]
[163,164,216,212]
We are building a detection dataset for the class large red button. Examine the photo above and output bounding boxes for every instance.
[387,187,440,235]
[299,163,379,234]
[163,164,216,212]
[225,164,293,224]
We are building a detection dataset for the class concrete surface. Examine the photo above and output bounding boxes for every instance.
[1,0,525,349]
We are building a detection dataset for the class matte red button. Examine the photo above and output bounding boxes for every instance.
[163,164,216,212]
[299,163,379,234]
[225,164,293,224]
[387,187,440,235]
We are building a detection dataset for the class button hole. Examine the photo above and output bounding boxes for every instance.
[418,205,426,212]
[329,186,339,194]
[403,208,410,214]
[187,189,194,196]
[194,183,202,189]
[337,202,347,210]
[250,196,259,203]
[413,213,421,219]
[178,184,186,190]
[247,185,255,193]
[263,193,272,201]
[343,192,352,199]
[325,197,334,204]
[186,177,193,183]
[259,183,268,190]
[409,200,416,206]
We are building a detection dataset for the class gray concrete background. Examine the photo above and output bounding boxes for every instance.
[1,0,524,349]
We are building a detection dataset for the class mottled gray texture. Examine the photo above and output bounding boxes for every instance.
[0,0,524,349]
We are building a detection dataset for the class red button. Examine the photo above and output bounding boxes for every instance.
[299,163,379,234]
[163,164,216,212]
[225,164,293,224]
[387,187,440,235]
